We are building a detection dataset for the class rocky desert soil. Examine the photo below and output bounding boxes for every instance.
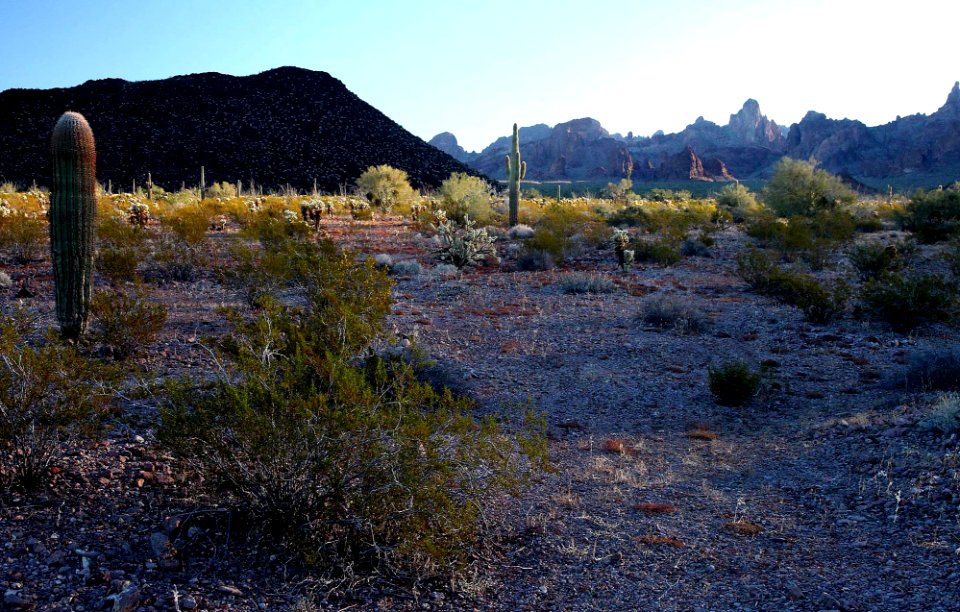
[2,215,959,611]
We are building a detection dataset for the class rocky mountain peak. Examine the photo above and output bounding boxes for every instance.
[938,81,960,117]
[427,132,475,164]
[727,99,784,146]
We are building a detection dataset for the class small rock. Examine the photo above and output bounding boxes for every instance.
[150,532,173,558]
[3,590,34,610]
[108,584,141,612]
[179,595,198,610]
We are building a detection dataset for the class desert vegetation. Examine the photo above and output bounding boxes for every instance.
[2,143,959,610]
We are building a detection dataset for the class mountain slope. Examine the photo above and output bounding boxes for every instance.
[0,67,476,192]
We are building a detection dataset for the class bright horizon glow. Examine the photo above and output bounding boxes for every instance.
[1,0,958,152]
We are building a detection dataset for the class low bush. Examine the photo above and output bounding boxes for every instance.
[160,204,212,247]
[708,360,761,407]
[903,349,960,391]
[638,294,710,334]
[0,312,115,491]
[91,284,168,360]
[736,249,848,323]
[0,212,46,263]
[158,267,545,578]
[148,230,204,283]
[898,185,960,242]
[516,249,555,272]
[508,224,535,240]
[556,272,616,294]
[847,239,916,280]
[632,237,682,266]
[390,260,423,277]
[918,393,960,434]
[857,272,957,332]
[97,216,146,284]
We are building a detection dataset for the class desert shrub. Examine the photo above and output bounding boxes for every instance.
[147,230,204,283]
[708,360,761,407]
[508,224,535,240]
[433,214,496,269]
[898,185,960,242]
[681,237,711,257]
[356,165,417,212]
[525,204,604,263]
[857,271,957,332]
[746,210,856,268]
[372,253,394,268]
[161,204,213,247]
[903,349,960,391]
[516,249,555,272]
[0,313,115,491]
[96,216,146,284]
[716,182,760,220]
[637,293,710,334]
[158,288,544,578]
[0,211,46,263]
[91,284,168,360]
[632,237,682,265]
[390,260,423,277]
[736,249,848,323]
[918,393,960,434]
[556,272,615,294]
[244,207,311,250]
[439,173,495,224]
[763,157,856,217]
[432,263,459,278]
[847,239,916,280]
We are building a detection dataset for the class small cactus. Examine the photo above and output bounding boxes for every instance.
[612,228,632,271]
[505,123,526,227]
[50,111,97,339]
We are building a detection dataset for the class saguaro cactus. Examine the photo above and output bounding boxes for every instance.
[505,123,526,227]
[50,111,97,340]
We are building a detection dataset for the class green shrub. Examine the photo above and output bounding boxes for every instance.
[148,230,204,283]
[439,173,496,224]
[637,294,710,334]
[898,186,960,242]
[632,237,682,265]
[918,393,960,434]
[91,284,168,359]
[356,165,417,212]
[903,349,960,391]
[708,360,761,407]
[526,204,604,263]
[516,249,554,271]
[858,272,957,331]
[160,204,212,247]
[847,239,916,280]
[745,210,856,268]
[716,182,760,216]
[763,157,856,217]
[0,312,115,491]
[158,287,544,578]
[97,216,146,284]
[736,249,848,323]
[556,272,616,294]
[0,212,47,263]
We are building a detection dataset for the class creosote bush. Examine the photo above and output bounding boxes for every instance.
[0,312,115,491]
[556,272,615,294]
[847,239,916,280]
[638,293,710,334]
[0,211,47,264]
[356,165,417,212]
[708,360,761,407]
[898,185,960,242]
[763,157,856,217]
[91,283,168,359]
[857,271,957,332]
[736,249,848,323]
[918,393,960,435]
[158,246,545,578]
[902,349,960,391]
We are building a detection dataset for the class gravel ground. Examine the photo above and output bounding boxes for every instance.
[2,216,958,611]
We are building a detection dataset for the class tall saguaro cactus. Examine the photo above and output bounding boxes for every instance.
[50,111,96,340]
[505,123,526,227]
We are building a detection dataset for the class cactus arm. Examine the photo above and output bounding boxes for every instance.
[520,160,527,180]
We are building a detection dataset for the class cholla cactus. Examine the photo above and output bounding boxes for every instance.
[433,214,496,269]
[245,198,263,213]
[282,209,300,224]
[300,199,323,230]
[127,199,149,227]
[612,228,633,271]
[0,199,11,218]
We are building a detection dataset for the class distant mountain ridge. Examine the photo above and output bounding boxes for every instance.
[432,83,960,186]
[0,67,477,191]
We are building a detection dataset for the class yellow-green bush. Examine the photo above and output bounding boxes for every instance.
[158,240,545,578]
[0,312,116,491]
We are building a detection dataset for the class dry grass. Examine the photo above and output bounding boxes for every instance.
[634,503,679,514]
[724,520,762,536]
[637,535,685,548]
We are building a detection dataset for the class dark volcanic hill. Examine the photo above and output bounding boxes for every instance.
[0,67,476,192]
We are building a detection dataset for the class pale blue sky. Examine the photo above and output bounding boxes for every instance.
[1,0,957,150]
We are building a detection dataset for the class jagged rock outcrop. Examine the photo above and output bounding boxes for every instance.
[636,146,733,181]
[470,118,633,180]
[427,132,477,164]
[0,67,478,191]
